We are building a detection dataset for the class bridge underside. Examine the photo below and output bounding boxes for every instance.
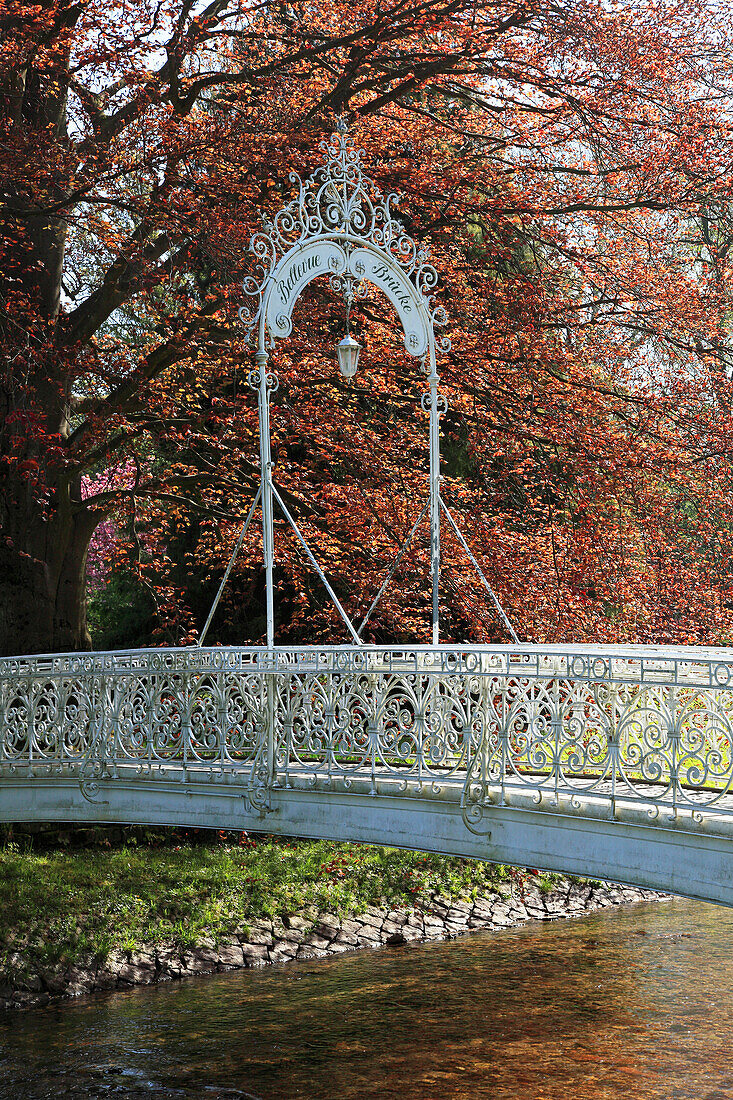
[4,772,732,908]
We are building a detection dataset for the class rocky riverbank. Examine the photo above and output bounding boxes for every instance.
[0,878,662,1011]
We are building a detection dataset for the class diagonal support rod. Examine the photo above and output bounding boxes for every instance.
[357,496,430,637]
[439,496,520,644]
[197,485,263,647]
[269,480,362,646]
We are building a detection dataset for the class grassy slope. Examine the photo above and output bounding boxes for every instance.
[0,828,546,969]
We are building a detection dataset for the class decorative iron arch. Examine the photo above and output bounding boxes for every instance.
[239,121,450,366]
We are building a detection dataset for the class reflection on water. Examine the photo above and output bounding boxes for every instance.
[0,899,732,1099]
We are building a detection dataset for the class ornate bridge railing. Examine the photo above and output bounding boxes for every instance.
[2,645,733,834]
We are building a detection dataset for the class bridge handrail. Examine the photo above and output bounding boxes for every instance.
[4,643,733,689]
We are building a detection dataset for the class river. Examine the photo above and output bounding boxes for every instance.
[0,898,731,1099]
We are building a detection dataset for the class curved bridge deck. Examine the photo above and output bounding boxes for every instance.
[2,644,733,906]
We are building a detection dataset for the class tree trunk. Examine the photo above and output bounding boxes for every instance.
[0,10,94,657]
[0,477,95,656]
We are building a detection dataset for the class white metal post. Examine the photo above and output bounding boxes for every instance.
[255,348,275,648]
[428,365,441,646]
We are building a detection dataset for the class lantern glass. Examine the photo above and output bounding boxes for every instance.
[336,334,361,378]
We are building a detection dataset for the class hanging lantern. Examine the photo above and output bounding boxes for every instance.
[336,334,361,379]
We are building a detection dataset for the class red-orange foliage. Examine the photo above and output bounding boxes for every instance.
[2,0,733,652]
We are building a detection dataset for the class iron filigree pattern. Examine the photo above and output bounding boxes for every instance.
[3,646,733,833]
[238,123,450,354]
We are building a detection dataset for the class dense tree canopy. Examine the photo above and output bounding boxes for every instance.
[2,0,733,654]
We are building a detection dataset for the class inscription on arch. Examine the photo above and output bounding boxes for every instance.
[265,241,347,339]
[348,248,428,358]
[263,240,430,358]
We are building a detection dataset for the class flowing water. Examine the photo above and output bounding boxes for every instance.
[0,898,731,1099]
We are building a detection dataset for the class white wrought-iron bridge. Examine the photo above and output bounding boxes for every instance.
[2,643,733,907]
[3,125,732,907]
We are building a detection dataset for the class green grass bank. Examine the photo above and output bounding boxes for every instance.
[0,826,547,971]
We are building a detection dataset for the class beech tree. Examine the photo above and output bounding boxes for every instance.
[2,0,733,654]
